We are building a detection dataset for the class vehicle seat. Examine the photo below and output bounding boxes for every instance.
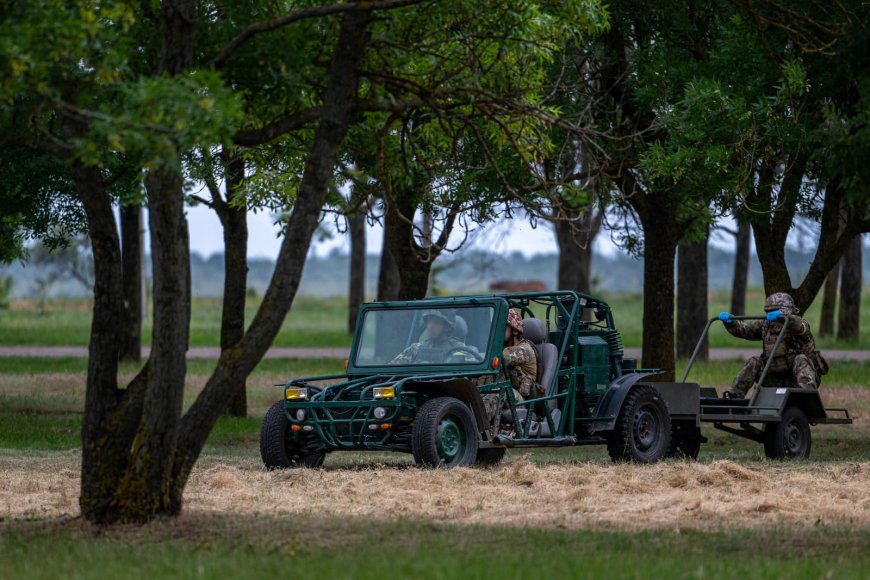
[500,318,562,435]
[522,318,559,410]
[452,315,468,342]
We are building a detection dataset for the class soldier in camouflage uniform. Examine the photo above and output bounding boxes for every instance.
[718,292,828,398]
[389,309,479,364]
[482,308,539,422]
[502,308,539,401]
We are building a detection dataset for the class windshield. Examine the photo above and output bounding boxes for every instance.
[355,306,494,367]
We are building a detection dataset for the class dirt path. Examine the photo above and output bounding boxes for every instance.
[3,454,869,532]
[1,345,869,360]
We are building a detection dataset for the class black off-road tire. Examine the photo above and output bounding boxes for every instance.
[412,397,479,468]
[475,447,507,467]
[763,405,811,460]
[260,401,326,469]
[606,385,672,463]
[668,421,703,460]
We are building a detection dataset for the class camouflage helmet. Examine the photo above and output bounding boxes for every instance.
[423,309,455,328]
[506,308,524,333]
[764,292,798,315]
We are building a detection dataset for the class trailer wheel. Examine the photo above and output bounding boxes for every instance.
[668,421,702,460]
[260,401,326,469]
[475,448,507,467]
[412,397,479,468]
[607,385,672,463]
[764,405,811,460]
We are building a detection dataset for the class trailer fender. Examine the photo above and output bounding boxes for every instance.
[590,372,660,433]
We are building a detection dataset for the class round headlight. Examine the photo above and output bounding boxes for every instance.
[295,409,306,421]
[373,407,387,420]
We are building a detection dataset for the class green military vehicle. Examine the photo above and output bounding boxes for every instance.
[260,291,851,468]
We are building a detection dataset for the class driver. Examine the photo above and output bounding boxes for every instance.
[718,292,828,398]
[389,309,477,364]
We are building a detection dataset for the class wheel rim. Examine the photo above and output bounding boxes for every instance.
[633,405,660,452]
[783,419,804,456]
[436,416,465,463]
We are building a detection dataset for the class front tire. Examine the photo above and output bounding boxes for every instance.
[607,385,672,463]
[764,405,811,460]
[260,401,325,469]
[412,397,479,468]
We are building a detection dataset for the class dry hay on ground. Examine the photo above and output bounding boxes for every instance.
[3,453,870,532]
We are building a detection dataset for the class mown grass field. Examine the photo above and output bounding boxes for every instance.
[2,289,869,350]
[1,339,869,577]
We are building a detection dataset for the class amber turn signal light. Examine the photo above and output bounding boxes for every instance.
[492,357,500,368]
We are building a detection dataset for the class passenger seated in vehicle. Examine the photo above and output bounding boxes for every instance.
[389,309,479,364]
[502,308,539,402]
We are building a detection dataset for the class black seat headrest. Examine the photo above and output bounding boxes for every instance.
[522,318,548,344]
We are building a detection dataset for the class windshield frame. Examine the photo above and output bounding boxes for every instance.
[348,299,505,373]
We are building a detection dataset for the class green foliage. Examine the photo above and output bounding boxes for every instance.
[0,275,12,309]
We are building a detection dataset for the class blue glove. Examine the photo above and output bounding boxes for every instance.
[718,312,733,324]
[766,309,784,322]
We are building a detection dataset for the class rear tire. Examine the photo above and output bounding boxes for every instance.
[606,385,672,463]
[764,405,811,460]
[475,447,507,467]
[412,397,479,468]
[260,401,325,469]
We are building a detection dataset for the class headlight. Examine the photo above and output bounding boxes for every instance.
[373,407,387,419]
[285,387,308,400]
[295,409,306,421]
[372,386,395,399]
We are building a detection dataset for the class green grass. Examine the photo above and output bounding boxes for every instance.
[0,296,351,348]
[2,289,869,349]
[2,516,869,579]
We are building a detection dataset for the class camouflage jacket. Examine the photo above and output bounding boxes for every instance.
[389,337,479,365]
[502,338,538,398]
[725,315,818,372]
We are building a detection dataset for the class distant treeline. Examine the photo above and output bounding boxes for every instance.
[5,245,869,299]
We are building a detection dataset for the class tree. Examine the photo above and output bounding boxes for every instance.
[730,221,751,316]
[3,0,610,523]
[677,231,709,360]
[837,235,862,340]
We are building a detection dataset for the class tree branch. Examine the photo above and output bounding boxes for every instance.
[210,0,424,68]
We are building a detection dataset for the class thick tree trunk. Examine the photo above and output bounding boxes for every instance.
[730,222,750,316]
[638,211,680,380]
[819,268,839,336]
[377,207,400,301]
[111,167,191,521]
[554,207,602,294]
[119,204,143,362]
[219,154,248,418]
[386,192,440,301]
[837,235,862,341]
[166,6,373,513]
[348,208,367,332]
[677,233,709,360]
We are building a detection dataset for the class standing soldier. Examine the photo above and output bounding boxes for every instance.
[502,308,539,401]
[718,292,828,398]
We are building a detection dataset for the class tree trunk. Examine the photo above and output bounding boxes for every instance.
[348,207,366,332]
[677,232,708,360]
[819,268,839,336]
[119,203,143,362]
[730,221,750,316]
[387,192,432,300]
[554,206,602,294]
[638,210,680,380]
[837,235,862,341]
[219,153,248,418]
[377,206,400,301]
[166,5,373,513]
